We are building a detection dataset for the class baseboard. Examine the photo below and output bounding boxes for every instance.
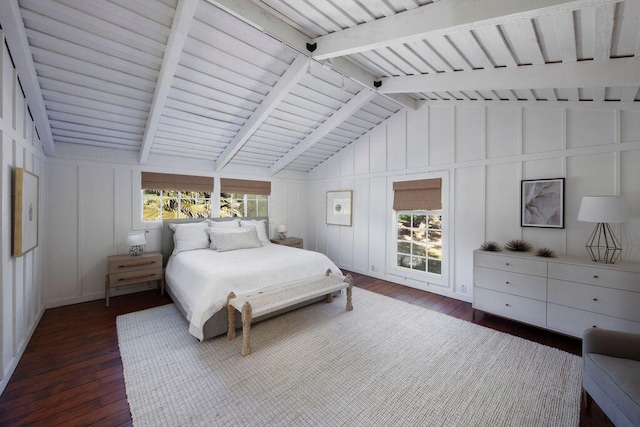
[0,306,45,396]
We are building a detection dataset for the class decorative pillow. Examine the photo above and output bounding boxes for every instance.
[240,219,269,244]
[207,226,254,250]
[206,218,240,228]
[212,228,262,252]
[169,222,209,255]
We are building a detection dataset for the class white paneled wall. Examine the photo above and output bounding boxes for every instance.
[308,102,640,301]
[0,32,46,394]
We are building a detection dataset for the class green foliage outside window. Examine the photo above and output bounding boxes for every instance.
[143,190,212,220]
[220,193,268,217]
[396,212,442,275]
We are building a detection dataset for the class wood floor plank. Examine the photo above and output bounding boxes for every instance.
[0,272,611,426]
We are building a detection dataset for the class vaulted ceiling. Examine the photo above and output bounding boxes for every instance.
[1,0,638,175]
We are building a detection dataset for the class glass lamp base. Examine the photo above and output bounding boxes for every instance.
[129,245,144,256]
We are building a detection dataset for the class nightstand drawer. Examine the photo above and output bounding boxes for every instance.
[108,253,161,274]
[108,267,163,289]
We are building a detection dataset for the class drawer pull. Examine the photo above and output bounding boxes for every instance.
[118,273,157,282]
[592,298,598,302]
[505,303,511,307]
[505,281,510,284]
[118,260,157,269]
[505,262,510,266]
[592,325,597,328]
[593,275,599,279]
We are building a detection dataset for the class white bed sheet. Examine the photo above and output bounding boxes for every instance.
[165,243,342,340]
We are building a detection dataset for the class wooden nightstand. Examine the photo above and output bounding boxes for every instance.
[105,252,164,307]
[270,237,303,248]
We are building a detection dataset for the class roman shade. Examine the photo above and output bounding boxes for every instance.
[220,178,271,195]
[393,178,442,211]
[141,172,213,193]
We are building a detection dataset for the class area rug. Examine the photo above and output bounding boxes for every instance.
[117,287,582,426]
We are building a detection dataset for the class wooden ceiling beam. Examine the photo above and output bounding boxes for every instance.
[139,0,197,164]
[214,54,309,172]
[378,58,640,94]
[0,0,55,155]
[205,0,419,111]
[311,0,623,61]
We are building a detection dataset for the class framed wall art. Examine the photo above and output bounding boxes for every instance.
[521,178,564,228]
[13,168,40,257]
[326,190,352,226]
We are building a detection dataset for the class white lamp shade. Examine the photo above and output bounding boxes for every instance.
[577,196,629,223]
[126,232,146,246]
[276,224,287,233]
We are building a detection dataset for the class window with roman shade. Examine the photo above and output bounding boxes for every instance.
[393,177,443,276]
[141,172,213,220]
[220,178,270,217]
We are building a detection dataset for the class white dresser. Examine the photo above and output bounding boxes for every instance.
[473,250,640,338]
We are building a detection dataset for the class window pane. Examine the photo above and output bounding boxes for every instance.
[398,214,411,227]
[397,241,411,254]
[398,227,411,240]
[412,229,426,242]
[246,200,257,217]
[428,230,442,244]
[414,258,427,272]
[428,246,442,259]
[428,215,441,229]
[413,243,426,257]
[143,195,161,221]
[162,198,179,219]
[428,259,442,274]
[412,215,426,228]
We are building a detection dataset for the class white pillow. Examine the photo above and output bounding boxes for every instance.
[206,218,240,228]
[212,228,262,252]
[169,222,209,255]
[207,226,254,250]
[240,219,269,244]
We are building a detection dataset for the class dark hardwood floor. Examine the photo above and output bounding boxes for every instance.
[0,271,612,426]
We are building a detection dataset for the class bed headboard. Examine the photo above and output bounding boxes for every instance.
[161,217,269,266]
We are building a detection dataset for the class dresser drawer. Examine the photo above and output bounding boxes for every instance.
[474,266,547,300]
[548,279,640,322]
[474,252,547,277]
[548,262,640,292]
[547,303,640,337]
[473,288,546,328]
[108,267,163,289]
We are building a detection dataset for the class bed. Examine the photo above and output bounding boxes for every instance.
[162,217,345,341]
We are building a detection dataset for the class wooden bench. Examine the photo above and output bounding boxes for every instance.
[226,270,353,356]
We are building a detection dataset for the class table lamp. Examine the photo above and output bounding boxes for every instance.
[276,224,287,240]
[127,231,146,256]
[577,196,629,263]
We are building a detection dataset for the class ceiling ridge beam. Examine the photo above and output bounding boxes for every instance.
[205,0,418,110]
[0,0,55,155]
[139,0,198,164]
[270,89,376,176]
[214,54,309,172]
[311,0,623,61]
[377,58,640,94]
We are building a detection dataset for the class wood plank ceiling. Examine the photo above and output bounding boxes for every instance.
[2,0,639,174]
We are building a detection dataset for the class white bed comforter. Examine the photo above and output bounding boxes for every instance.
[165,243,342,340]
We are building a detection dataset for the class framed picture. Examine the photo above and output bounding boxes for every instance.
[521,178,564,228]
[326,190,352,226]
[13,168,39,257]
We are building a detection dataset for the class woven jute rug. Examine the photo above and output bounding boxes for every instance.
[117,287,581,426]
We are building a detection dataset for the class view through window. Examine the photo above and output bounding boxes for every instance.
[396,211,442,275]
[220,193,268,217]
[143,190,212,220]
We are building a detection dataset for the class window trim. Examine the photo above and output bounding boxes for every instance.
[388,172,448,288]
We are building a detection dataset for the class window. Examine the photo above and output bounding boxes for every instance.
[396,212,442,274]
[143,190,211,220]
[141,172,213,220]
[220,178,270,218]
[220,193,268,217]
[393,177,443,277]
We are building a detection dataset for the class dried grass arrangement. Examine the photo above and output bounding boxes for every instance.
[479,241,502,252]
[504,239,533,252]
[536,247,557,258]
